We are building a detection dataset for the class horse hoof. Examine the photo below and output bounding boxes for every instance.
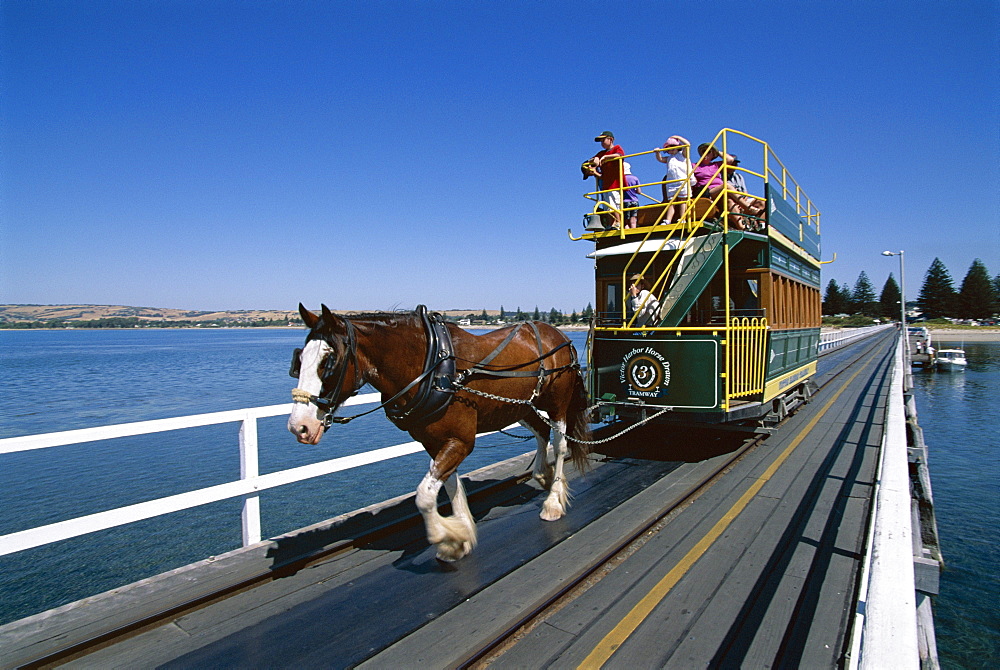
[539,502,565,522]
[436,540,471,562]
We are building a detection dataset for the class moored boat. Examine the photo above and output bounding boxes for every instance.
[935,348,967,371]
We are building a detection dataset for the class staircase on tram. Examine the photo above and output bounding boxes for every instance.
[656,231,744,327]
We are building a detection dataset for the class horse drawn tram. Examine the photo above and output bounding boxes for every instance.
[574,128,823,428]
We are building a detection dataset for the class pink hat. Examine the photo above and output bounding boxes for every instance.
[663,137,681,148]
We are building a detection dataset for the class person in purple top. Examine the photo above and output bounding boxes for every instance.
[623,162,643,228]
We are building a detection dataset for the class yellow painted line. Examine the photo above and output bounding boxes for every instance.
[578,349,882,669]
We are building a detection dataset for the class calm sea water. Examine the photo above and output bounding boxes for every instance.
[0,329,996,665]
[910,339,1000,668]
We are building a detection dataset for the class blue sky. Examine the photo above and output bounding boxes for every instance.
[2,0,997,313]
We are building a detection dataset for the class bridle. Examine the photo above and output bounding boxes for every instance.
[289,317,363,422]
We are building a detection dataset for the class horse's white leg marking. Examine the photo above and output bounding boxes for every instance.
[287,339,331,444]
[520,419,553,489]
[540,419,571,522]
[416,467,476,562]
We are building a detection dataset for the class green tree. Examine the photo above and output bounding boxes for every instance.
[532,306,541,321]
[582,303,594,321]
[852,271,878,317]
[879,273,902,320]
[549,308,561,324]
[994,275,1000,315]
[515,307,524,321]
[917,258,957,319]
[957,259,996,320]
[823,278,848,315]
[499,305,505,320]
[480,308,489,322]
[840,281,856,314]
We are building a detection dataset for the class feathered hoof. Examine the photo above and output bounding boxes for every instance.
[539,499,566,522]
[435,540,472,562]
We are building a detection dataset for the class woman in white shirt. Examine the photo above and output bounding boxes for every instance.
[629,274,661,327]
[654,135,695,225]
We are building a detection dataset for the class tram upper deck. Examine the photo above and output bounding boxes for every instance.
[575,129,824,423]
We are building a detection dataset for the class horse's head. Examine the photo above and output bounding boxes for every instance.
[287,303,362,445]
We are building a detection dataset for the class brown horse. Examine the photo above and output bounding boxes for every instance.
[287,304,591,561]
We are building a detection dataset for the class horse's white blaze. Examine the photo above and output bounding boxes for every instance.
[416,469,477,562]
[287,339,332,441]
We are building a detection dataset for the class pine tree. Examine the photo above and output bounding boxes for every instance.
[994,275,1000,316]
[549,308,561,324]
[840,282,856,314]
[917,258,957,319]
[532,306,541,321]
[582,303,594,321]
[499,305,505,320]
[823,279,847,315]
[879,273,902,320]
[515,307,524,321]
[957,259,996,320]
[852,272,878,316]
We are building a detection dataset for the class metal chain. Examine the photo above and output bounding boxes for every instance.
[453,382,673,446]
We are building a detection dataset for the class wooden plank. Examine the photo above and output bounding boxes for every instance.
[358,455,735,669]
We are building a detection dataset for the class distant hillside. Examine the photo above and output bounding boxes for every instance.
[0,304,299,326]
[0,304,506,327]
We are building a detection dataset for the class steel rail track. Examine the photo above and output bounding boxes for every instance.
[16,330,897,669]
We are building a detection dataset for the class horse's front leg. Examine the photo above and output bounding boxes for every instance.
[414,441,477,562]
[539,419,571,522]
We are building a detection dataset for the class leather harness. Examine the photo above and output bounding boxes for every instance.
[291,305,577,431]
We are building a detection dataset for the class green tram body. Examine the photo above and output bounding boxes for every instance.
[577,129,823,427]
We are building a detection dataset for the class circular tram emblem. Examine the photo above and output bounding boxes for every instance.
[626,355,664,390]
[620,347,671,397]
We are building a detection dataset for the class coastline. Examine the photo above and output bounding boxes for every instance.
[927,329,1000,342]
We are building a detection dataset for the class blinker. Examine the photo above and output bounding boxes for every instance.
[289,348,303,378]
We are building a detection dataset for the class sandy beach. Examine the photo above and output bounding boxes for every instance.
[928,329,1000,342]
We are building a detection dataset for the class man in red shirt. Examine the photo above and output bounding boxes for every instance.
[591,131,625,228]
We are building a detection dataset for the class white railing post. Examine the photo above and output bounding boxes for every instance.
[239,412,262,546]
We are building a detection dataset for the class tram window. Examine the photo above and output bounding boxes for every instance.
[605,282,621,316]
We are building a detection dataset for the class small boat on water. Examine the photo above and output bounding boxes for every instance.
[935,348,968,371]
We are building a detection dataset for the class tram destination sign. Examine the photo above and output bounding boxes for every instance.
[594,336,720,409]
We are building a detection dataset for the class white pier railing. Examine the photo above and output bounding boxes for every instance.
[0,326,892,561]
[0,393,519,558]
[819,324,894,352]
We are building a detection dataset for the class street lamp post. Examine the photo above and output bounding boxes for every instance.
[882,250,907,365]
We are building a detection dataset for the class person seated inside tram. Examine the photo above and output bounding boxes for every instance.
[628,274,661,326]
[654,135,694,224]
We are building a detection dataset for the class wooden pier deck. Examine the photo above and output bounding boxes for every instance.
[1,331,907,668]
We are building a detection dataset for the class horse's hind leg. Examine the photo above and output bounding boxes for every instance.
[519,417,553,489]
[539,419,571,521]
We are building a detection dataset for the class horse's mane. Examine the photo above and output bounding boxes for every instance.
[340,310,422,327]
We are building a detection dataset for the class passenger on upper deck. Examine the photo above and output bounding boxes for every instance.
[724,154,766,230]
[623,162,643,229]
[655,135,694,224]
[694,143,746,231]
[591,131,625,228]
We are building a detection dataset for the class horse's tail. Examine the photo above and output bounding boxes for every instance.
[566,367,593,472]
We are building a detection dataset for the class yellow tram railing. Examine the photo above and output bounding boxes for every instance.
[728,317,769,399]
